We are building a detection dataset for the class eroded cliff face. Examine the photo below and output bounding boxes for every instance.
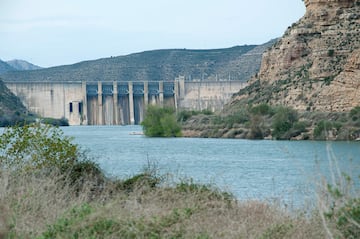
[235,0,360,112]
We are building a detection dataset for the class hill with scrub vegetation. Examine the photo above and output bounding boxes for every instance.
[6,59,42,71]
[0,40,275,83]
[0,60,15,74]
[0,78,29,126]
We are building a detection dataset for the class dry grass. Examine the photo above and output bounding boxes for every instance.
[0,170,328,239]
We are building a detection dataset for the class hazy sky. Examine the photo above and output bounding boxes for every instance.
[0,0,305,67]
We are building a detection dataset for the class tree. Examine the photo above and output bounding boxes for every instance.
[272,106,298,140]
[141,105,182,137]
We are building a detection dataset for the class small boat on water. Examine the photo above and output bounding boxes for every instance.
[129,131,144,135]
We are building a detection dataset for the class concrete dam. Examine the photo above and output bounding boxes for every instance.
[5,77,246,125]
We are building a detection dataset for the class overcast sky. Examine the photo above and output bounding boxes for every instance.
[0,0,305,67]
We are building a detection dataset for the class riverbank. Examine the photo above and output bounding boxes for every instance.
[180,104,360,141]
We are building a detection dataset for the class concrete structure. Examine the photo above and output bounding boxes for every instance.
[4,77,246,125]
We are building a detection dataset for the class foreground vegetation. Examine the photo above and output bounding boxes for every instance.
[0,124,359,238]
[181,104,360,140]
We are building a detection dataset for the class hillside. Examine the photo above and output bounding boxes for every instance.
[0,60,15,74]
[0,78,29,126]
[231,0,360,112]
[6,59,42,71]
[0,40,275,83]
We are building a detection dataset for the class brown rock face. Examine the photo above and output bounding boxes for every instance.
[238,0,360,112]
[304,0,354,9]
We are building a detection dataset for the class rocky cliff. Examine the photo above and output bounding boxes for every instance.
[233,0,360,112]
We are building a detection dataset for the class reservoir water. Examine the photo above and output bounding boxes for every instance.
[59,125,360,209]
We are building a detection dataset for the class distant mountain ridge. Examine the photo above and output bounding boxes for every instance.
[0,59,15,74]
[6,59,42,71]
[0,40,276,83]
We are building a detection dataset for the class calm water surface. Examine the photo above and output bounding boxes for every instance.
[60,125,360,208]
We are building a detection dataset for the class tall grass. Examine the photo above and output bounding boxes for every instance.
[316,144,360,238]
[0,167,328,238]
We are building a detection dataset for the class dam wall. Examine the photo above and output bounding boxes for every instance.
[179,80,246,112]
[5,78,246,125]
[5,81,85,125]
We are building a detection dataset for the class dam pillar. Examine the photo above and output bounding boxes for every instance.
[159,81,164,106]
[144,81,149,106]
[128,81,135,125]
[97,81,103,125]
[82,81,88,125]
[174,80,179,110]
[179,76,185,99]
[113,81,119,125]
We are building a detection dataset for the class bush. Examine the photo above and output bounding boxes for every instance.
[141,105,182,137]
[0,123,78,172]
[177,109,213,122]
[41,117,69,126]
[272,106,298,140]
[350,106,360,122]
[320,173,360,238]
[313,120,335,140]
[0,123,104,185]
[225,108,250,127]
[250,103,274,116]
[177,110,195,122]
[327,49,335,57]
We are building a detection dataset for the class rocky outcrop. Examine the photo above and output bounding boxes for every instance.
[234,0,360,112]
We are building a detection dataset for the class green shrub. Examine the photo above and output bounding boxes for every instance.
[322,174,360,239]
[0,123,78,172]
[248,114,265,139]
[0,123,105,188]
[177,110,195,122]
[250,103,274,116]
[313,120,334,139]
[225,108,250,127]
[201,109,213,115]
[260,223,294,239]
[116,173,161,193]
[327,49,335,57]
[272,106,298,140]
[177,109,213,123]
[350,106,360,122]
[66,159,105,188]
[41,117,69,126]
[176,179,233,201]
[141,105,182,137]
[293,121,307,132]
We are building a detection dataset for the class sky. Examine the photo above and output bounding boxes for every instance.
[0,0,306,68]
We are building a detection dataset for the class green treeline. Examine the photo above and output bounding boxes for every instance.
[141,104,360,140]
